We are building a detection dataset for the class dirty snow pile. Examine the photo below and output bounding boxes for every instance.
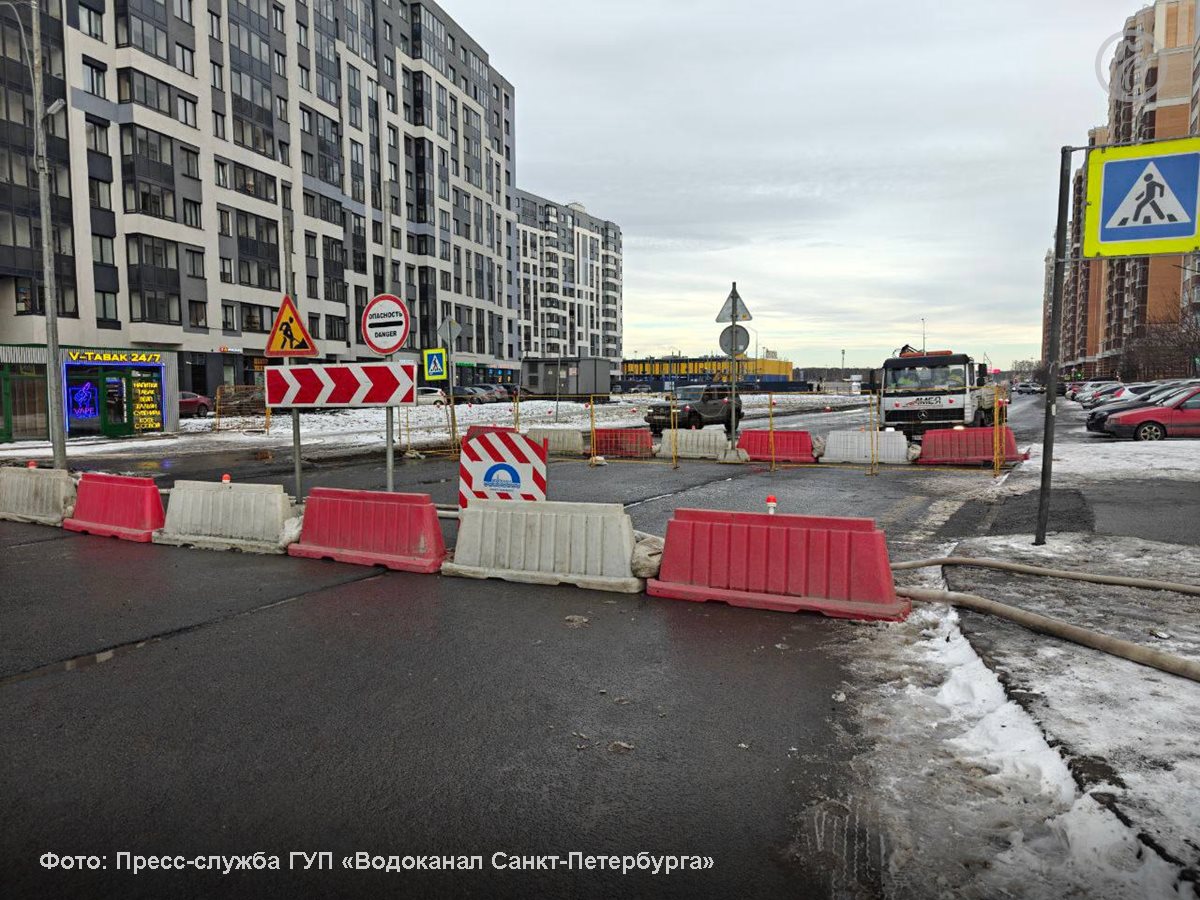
[837,545,1196,899]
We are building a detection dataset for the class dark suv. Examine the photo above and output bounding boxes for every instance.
[644,384,742,435]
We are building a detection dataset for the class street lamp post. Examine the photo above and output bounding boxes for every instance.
[3,0,67,468]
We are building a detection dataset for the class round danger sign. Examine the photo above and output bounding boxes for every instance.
[361,294,411,355]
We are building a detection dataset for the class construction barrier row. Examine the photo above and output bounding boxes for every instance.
[654,429,727,461]
[5,465,952,623]
[738,430,817,464]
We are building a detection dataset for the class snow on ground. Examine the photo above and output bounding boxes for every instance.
[841,585,1194,895]
[947,533,1200,881]
[0,394,867,460]
[1021,438,1200,483]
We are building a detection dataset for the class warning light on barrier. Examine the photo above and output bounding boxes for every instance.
[766,495,777,515]
[221,473,232,483]
[26,460,37,469]
[953,425,965,431]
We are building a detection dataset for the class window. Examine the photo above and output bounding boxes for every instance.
[88,178,111,210]
[215,160,229,187]
[211,62,223,89]
[212,112,226,139]
[302,151,314,175]
[298,23,308,47]
[300,109,312,133]
[305,233,317,257]
[384,22,391,42]
[306,274,319,297]
[83,62,105,98]
[185,249,204,277]
[182,199,201,227]
[275,95,288,121]
[218,209,231,235]
[124,180,175,219]
[173,0,193,25]
[209,10,220,39]
[274,50,286,76]
[308,314,320,339]
[222,301,238,331]
[96,291,118,322]
[272,5,284,31]
[80,6,103,39]
[325,315,347,341]
[187,300,207,327]
[175,44,194,76]
[118,68,171,113]
[181,147,199,178]
[130,289,181,324]
[92,235,115,265]
[299,66,309,90]
[277,141,289,164]
[85,120,109,154]
[219,256,233,282]
[177,95,197,127]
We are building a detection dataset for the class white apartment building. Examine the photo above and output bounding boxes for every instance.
[0,0,522,440]
[514,189,622,374]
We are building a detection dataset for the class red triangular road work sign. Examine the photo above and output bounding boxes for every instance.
[265,296,319,357]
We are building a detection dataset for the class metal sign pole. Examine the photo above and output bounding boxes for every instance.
[729,305,739,451]
[386,406,395,491]
[447,344,458,447]
[1035,146,1073,546]
[281,210,303,501]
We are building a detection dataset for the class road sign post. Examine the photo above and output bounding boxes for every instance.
[265,296,319,500]
[361,294,412,492]
[717,282,752,450]
[438,316,462,447]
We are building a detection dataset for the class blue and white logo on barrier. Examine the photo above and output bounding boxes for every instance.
[482,463,521,491]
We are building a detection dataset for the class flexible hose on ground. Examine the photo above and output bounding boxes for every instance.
[897,586,1200,683]
[893,557,1200,597]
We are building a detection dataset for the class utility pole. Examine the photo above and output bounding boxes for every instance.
[922,318,926,354]
[841,348,845,377]
[30,0,66,469]
[282,207,302,499]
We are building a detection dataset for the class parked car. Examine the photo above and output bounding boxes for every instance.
[416,387,447,407]
[628,384,653,394]
[1086,382,1200,433]
[1068,379,1117,401]
[179,391,213,418]
[644,384,742,436]
[1104,385,1200,440]
[1089,382,1159,408]
[476,383,511,402]
[1080,383,1137,409]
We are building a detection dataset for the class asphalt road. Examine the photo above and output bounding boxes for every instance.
[3,391,1194,899]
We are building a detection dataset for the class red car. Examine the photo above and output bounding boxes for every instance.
[179,391,213,418]
[1104,385,1200,440]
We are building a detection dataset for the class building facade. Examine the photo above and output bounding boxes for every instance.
[514,190,622,374]
[1,0,525,440]
[1051,0,1195,377]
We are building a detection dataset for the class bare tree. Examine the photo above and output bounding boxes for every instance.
[1117,316,1200,380]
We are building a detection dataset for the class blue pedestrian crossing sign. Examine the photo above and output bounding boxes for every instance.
[1084,136,1200,257]
[423,347,447,381]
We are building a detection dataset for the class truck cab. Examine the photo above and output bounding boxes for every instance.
[878,351,991,439]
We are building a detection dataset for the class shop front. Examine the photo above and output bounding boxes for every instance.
[0,345,180,443]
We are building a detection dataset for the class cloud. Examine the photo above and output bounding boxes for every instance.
[452,0,1143,366]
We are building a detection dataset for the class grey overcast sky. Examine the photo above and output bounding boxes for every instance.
[453,0,1139,368]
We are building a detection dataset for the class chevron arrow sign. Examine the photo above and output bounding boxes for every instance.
[265,362,417,408]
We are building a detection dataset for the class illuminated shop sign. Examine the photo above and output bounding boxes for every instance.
[66,350,164,364]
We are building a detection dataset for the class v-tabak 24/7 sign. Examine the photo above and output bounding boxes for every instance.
[265,362,417,408]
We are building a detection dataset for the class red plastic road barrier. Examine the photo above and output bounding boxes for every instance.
[463,424,515,443]
[738,430,817,464]
[288,488,445,573]
[647,508,909,621]
[591,428,653,458]
[917,426,1028,466]
[63,473,165,542]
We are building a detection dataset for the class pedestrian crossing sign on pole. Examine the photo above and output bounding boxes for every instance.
[1083,136,1200,258]
[423,347,447,381]
[264,296,319,357]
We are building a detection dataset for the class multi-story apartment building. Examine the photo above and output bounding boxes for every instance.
[0,0,520,441]
[1051,0,1194,377]
[514,189,622,374]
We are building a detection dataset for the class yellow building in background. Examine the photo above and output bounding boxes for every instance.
[623,355,793,382]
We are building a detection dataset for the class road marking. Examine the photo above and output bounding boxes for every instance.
[908,498,966,542]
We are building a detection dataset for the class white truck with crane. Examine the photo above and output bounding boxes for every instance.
[872,346,998,440]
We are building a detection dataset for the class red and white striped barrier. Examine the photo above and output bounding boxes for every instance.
[458,432,547,508]
[265,362,417,408]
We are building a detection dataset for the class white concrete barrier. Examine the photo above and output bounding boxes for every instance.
[0,467,76,526]
[822,430,911,465]
[526,427,585,456]
[654,428,728,460]
[153,481,297,553]
[443,499,643,593]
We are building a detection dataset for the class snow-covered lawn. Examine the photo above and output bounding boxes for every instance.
[0,394,866,460]
[1022,438,1199,482]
